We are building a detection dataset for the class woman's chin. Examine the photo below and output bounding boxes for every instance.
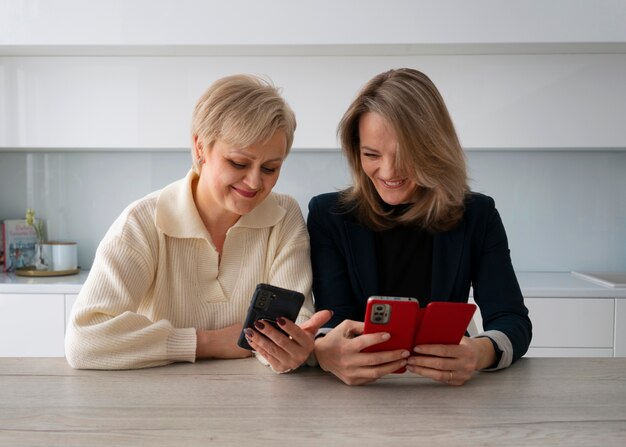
[377,192,412,206]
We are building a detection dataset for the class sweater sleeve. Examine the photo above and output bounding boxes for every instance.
[65,216,196,370]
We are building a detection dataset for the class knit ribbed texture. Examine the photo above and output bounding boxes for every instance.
[65,170,313,370]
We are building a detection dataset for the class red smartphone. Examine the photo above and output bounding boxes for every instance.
[413,302,476,346]
[362,296,420,373]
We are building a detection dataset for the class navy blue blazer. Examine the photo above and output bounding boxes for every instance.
[307,191,532,363]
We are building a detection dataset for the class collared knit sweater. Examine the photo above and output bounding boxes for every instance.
[65,170,313,369]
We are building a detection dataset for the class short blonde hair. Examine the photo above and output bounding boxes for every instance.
[191,74,296,173]
[338,68,468,232]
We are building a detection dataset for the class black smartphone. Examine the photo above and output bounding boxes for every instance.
[237,283,305,350]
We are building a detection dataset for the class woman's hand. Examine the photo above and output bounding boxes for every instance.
[244,310,333,373]
[405,336,496,385]
[314,320,411,386]
[196,324,253,360]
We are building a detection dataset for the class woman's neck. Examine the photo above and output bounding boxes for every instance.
[192,177,240,254]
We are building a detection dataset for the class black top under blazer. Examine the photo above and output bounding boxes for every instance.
[307,191,532,364]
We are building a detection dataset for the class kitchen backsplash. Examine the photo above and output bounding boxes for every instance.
[1,149,625,272]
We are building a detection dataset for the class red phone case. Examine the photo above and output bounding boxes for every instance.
[413,302,476,346]
[362,296,420,373]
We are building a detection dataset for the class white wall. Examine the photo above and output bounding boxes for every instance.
[1,149,625,273]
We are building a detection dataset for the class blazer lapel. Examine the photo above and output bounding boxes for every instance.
[344,220,378,300]
[432,220,466,301]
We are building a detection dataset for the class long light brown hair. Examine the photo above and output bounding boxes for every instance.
[338,68,469,232]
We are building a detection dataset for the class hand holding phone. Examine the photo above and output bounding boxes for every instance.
[362,296,420,352]
[408,302,478,385]
[237,283,305,350]
[362,296,420,373]
[361,298,477,373]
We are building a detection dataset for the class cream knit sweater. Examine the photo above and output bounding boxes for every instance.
[65,170,313,369]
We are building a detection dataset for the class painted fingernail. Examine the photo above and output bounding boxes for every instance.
[277,317,286,326]
[381,333,390,340]
[254,321,265,330]
[244,328,254,338]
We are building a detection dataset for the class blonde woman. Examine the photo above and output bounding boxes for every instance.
[66,74,330,371]
[309,68,531,385]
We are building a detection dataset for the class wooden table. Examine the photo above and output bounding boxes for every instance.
[1,357,625,446]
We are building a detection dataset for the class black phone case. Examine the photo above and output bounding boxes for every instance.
[237,283,305,350]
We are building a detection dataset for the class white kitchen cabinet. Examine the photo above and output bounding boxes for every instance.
[0,271,87,357]
[470,297,617,357]
[2,55,626,150]
[0,292,78,358]
[525,298,615,358]
[0,293,65,357]
[526,298,614,348]
[1,272,626,358]
[2,1,626,151]
[469,272,626,358]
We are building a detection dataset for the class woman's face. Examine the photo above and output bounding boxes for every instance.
[195,131,287,220]
[358,112,417,205]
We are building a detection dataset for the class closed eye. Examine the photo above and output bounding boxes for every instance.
[229,160,247,169]
[362,152,380,159]
[261,166,278,174]
[228,158,279,174]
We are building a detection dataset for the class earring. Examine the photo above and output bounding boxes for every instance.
[198,157,205,165]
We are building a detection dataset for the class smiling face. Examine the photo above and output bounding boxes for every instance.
[194,131,287,223]
[358,112,417,206]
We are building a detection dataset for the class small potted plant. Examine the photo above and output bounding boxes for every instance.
[25,208,48,270]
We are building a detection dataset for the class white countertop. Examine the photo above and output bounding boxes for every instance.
[514,272,626,298]
[0,270,90,294]
[1,270,625,297]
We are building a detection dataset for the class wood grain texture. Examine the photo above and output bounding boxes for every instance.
[1,358,625,446]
